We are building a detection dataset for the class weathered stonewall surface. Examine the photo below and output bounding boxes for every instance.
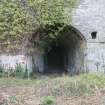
[0,0,105,73]
[72,0,105,72]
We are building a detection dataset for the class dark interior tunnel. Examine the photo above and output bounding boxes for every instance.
[33,25,85,74]
[44,31,78,74]
[44,42,68,73]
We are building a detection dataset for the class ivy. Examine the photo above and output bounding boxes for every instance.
[0,0,77,51]
[27,0,76,25]
[0,0,36,49]
[27,0,77,49]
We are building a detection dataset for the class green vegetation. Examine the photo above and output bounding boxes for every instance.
[0,64,27,78]
[27,0,76,25]
[15,63,24,78]
[42,96,54,105]
[0,73,105,104]
[0,73,104,94]
[0,0,77,50]
[0,0,35,49]
[0,65,4,77]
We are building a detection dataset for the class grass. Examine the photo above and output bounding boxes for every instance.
[0,72,105,104]
[41,96,54,105]
[0,73,105,93]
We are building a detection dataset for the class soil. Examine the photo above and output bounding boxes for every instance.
[0,85,105,105]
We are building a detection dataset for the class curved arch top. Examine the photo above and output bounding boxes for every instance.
[44,23,86,42]
[69,25,86,41]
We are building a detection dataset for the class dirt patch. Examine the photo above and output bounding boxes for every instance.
[55,95,105,105]
[0,85,105,105]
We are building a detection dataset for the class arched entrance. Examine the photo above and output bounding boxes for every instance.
[43,25,86,74]
[30,24,86,74]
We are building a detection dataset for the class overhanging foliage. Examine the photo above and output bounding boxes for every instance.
[0,0,77,52]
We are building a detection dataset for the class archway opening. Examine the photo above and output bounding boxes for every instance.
[31,24,86,74]
[43,25,86,74]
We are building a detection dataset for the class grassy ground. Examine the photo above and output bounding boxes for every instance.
[1,73,105,105]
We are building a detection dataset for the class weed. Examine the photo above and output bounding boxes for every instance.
[41,96,54,105]
[15,63,24,78]
[0,65,4,77]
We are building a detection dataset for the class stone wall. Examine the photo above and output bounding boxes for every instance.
[0,55,33,73]
[71,0,105,72]
[0,0,105,73]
